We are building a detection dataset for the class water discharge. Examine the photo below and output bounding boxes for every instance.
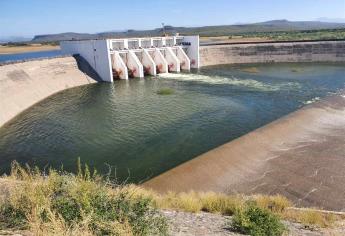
[0,63,344,182]
[158,72,301,91]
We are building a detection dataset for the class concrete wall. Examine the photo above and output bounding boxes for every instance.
[182,36,200,68]
[0,56,96,127]
[60,40,113,82]
[200,40,345,66]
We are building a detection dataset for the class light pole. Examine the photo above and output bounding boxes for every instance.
[161,23,166,36]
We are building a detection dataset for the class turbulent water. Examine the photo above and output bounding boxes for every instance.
[0,63,344,182]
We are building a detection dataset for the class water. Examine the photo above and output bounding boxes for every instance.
[0,50,66,63]
[0,63,344,182]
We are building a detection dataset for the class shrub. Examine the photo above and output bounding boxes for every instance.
[231,201,286,236]
[0,161,168,235]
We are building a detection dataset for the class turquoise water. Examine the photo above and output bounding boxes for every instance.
[0,63,344,182]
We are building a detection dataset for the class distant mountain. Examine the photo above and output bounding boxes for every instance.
[32,32,97,42]
[30,20,345,43]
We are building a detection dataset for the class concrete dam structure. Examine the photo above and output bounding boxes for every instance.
[60,36,200,81]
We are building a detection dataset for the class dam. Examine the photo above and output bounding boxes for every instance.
[60,36,200,81]
[1,39,345,210]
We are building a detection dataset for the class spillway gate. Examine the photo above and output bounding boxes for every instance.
[60,36,199,82]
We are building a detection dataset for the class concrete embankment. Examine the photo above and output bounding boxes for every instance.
[144,93,345,211]
[0,56,97,127]
[200,40,345,66]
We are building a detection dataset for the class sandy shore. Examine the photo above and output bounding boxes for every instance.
[0,45,60,54]
[144,93,345,211]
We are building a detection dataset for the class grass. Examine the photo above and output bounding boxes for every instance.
[225,28,345,42]
[253,194,292,213]
[152,191,340,229]
[283,208,339,228]
[0,162,343,235]
[156,88,175,95]
[200,192,244,215]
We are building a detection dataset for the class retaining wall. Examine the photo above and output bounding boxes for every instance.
[200,40,345,66]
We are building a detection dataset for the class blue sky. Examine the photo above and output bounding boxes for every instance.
[1,0,345,37]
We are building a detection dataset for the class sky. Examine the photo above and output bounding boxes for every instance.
[1,0,345,38]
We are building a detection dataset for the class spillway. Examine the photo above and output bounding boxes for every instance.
[60,36,199,81]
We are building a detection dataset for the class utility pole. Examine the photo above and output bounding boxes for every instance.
[161,23,166,36]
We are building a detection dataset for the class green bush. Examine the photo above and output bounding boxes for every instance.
[231,202,285,236]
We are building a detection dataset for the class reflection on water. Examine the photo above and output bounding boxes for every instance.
[0,63,344,182]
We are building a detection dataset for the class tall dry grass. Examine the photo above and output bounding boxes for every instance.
[0,161,342,235]
[0,161,167,236]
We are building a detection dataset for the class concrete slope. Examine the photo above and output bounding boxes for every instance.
[0,57,97,127]
[144,94,345,211]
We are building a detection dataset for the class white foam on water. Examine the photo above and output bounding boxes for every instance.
[303,97,321,105]
[158,73,301,92]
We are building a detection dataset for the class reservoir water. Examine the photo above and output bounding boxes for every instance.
[0,50,65,63]
[0,63,344,182]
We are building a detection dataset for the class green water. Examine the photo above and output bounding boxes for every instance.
[0,63,344,182]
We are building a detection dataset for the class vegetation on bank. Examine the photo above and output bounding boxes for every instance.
[0,161,168,235]
[232,202,285,236]
[0,161,343,235]
[0,43,60,55]
[0,42,59,47]
[227,28,345,42]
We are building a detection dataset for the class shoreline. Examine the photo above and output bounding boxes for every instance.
[143,92,345,211]
[0,45,60,54]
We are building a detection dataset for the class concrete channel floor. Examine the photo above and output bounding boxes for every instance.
[144,93,345,211]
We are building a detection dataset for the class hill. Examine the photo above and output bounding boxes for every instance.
[31,20,345,42]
